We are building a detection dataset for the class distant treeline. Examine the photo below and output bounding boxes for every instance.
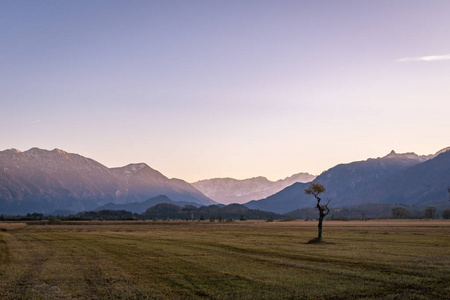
[1,203,449,222]
[286,203,450,220]
[0,203,280,222]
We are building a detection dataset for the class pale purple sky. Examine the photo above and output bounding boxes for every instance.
[1,1,450,181]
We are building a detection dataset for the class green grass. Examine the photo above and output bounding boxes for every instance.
[0,220,449,299]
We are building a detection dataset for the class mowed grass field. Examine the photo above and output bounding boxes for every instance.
[0,220,449,299]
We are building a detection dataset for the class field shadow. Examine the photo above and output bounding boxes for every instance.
[306,237,335,245]
[0,223,27,231]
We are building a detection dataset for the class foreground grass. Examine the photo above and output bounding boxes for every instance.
[0,220,449,299]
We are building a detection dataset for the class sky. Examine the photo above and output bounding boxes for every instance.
[1,1,450,182]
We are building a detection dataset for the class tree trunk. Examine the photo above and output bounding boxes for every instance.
[318,216,323,240]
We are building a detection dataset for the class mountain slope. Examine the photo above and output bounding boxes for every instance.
[245,148,448,214]
[244,182,310,214]
[192,172,315,204]
[0,148,119,214]
[363,149,450,206]
[110,163,214,205]
[0,148,214,215]
[311,150,432,207]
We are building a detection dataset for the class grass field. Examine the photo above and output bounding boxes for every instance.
[0,220,449,299]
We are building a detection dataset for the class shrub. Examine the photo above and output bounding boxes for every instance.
[442,209,450,219]
[391,206,412,219]
[424,206,438,219]
[47,217,59,225]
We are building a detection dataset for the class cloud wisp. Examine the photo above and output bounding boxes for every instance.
[397,54,450,62]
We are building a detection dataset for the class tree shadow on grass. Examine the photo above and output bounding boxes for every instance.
[306,237,335,244]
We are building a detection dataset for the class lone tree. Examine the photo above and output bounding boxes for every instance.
[305,182,330,241]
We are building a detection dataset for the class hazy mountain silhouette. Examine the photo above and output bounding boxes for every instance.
[245,148,450,214]
[0,148,214,215]
[192,173,315,204]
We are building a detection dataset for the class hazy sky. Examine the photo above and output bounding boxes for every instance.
[1,1,449,181]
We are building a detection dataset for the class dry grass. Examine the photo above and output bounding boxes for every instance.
[0,222,27,231]
[0,220,449,299]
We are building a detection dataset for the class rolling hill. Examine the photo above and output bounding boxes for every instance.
[96,195,201,214]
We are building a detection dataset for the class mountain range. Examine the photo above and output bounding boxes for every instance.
[245,148,450,214]
[191,172,316,204]
[1,146,449,216]
[0,148,215,215]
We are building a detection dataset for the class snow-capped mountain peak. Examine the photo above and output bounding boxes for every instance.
[192,172,316,204]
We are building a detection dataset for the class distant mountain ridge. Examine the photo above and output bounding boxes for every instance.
[363,148,450,207]
[245,148,450,214]
[0,148,215,215]
[192,172,316,204]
